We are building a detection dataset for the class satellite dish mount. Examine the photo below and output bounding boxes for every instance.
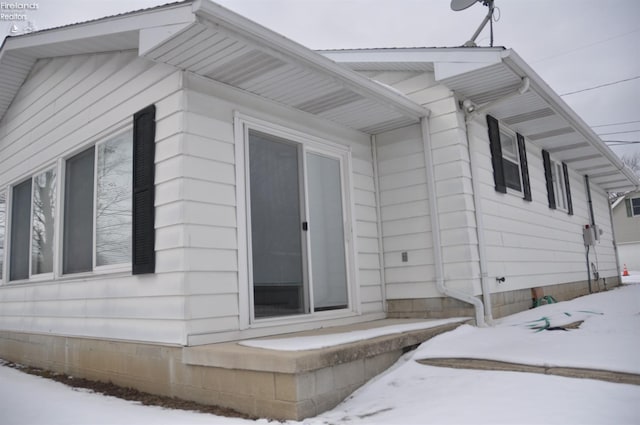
[451,0,496,47]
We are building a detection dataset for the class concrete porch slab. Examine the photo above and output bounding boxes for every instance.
[182,318,469,419]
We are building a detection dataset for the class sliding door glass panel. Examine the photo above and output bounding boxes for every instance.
[96,132,133,266]
[249,131,306,318]
[10,179,32,281]
[63,147,95,274]
[306,153,348,311]
[0,191,5,280]
[31,169,56,275]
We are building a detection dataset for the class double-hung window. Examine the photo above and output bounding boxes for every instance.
[486,115,532,201]
[9,168,57,281]
[499,130,522,192]
[542,150,573,215]
[63,131,133,274]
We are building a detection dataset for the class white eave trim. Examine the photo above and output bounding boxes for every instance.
[192,0,429,120]
[501,49,640,191]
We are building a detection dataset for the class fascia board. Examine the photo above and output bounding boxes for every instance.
[434,59,501,81]
[501,49,640,191]
[322,48,504,64]
[192,0,429,120]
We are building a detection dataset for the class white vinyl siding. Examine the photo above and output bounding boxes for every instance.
[175,73,384,344]
[468,118,618,289]
[0,51,186,344]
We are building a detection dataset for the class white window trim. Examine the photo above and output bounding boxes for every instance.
[234,112,358,329]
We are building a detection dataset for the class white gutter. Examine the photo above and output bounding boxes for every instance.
[420,116,487,327]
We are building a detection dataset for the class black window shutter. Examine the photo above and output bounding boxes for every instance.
[542,150,556,209]
[132,105,156,274]
[516,133,532,201]
[486,115,506,193]
[625,198,633,217]
[562,162,573,215]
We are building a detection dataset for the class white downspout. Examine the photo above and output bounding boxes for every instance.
[463,117,494,323]
[420,116,487,327]
[371,134,387,310]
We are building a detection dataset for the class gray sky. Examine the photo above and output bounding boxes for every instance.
[2,0,639,158]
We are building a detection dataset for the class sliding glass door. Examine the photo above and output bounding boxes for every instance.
[247,130,349,319]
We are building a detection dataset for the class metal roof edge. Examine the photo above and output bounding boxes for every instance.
[501,49,640,191]
[192,0,429,120]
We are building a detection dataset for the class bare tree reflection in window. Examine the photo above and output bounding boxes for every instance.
[31,170,56,274]
[96,132,133,266]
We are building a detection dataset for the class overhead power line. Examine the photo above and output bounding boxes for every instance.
[559,75,640,96]
[591,119,640,128]
[597,130,640,136]
[532,27,640,63]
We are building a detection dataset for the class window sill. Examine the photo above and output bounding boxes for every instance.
[1,266,132,286]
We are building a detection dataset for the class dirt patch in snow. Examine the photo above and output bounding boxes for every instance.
[1,361,254,419]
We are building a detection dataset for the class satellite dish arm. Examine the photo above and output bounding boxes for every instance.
[464,0,495,46]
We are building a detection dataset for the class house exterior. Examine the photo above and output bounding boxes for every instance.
[612,191,640,271]
[0,0,638,419]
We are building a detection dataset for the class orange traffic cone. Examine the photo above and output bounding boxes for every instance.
[623,264,629,277]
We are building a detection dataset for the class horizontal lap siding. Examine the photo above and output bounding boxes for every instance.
[468,119,618,291]
[181,75,382,340]
[372,70,480,299]
[0,52,186,344]
[376,124,436,299]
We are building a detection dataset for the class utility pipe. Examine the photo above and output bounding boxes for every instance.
[420,116,487,327]
[463,117,494,323]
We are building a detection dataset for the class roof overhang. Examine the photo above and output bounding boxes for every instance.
[0,0,427,135]
[323,48,640,192]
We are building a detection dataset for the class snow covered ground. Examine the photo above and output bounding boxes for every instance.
[2,278,639,425]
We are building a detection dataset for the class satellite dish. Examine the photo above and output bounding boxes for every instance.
[451,0,479,12]
[451,0,496,47]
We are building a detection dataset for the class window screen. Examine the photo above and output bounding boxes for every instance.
[63,147,95,274]
[10,179,32,281]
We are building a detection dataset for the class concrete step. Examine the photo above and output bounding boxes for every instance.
[183,318,469,420]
